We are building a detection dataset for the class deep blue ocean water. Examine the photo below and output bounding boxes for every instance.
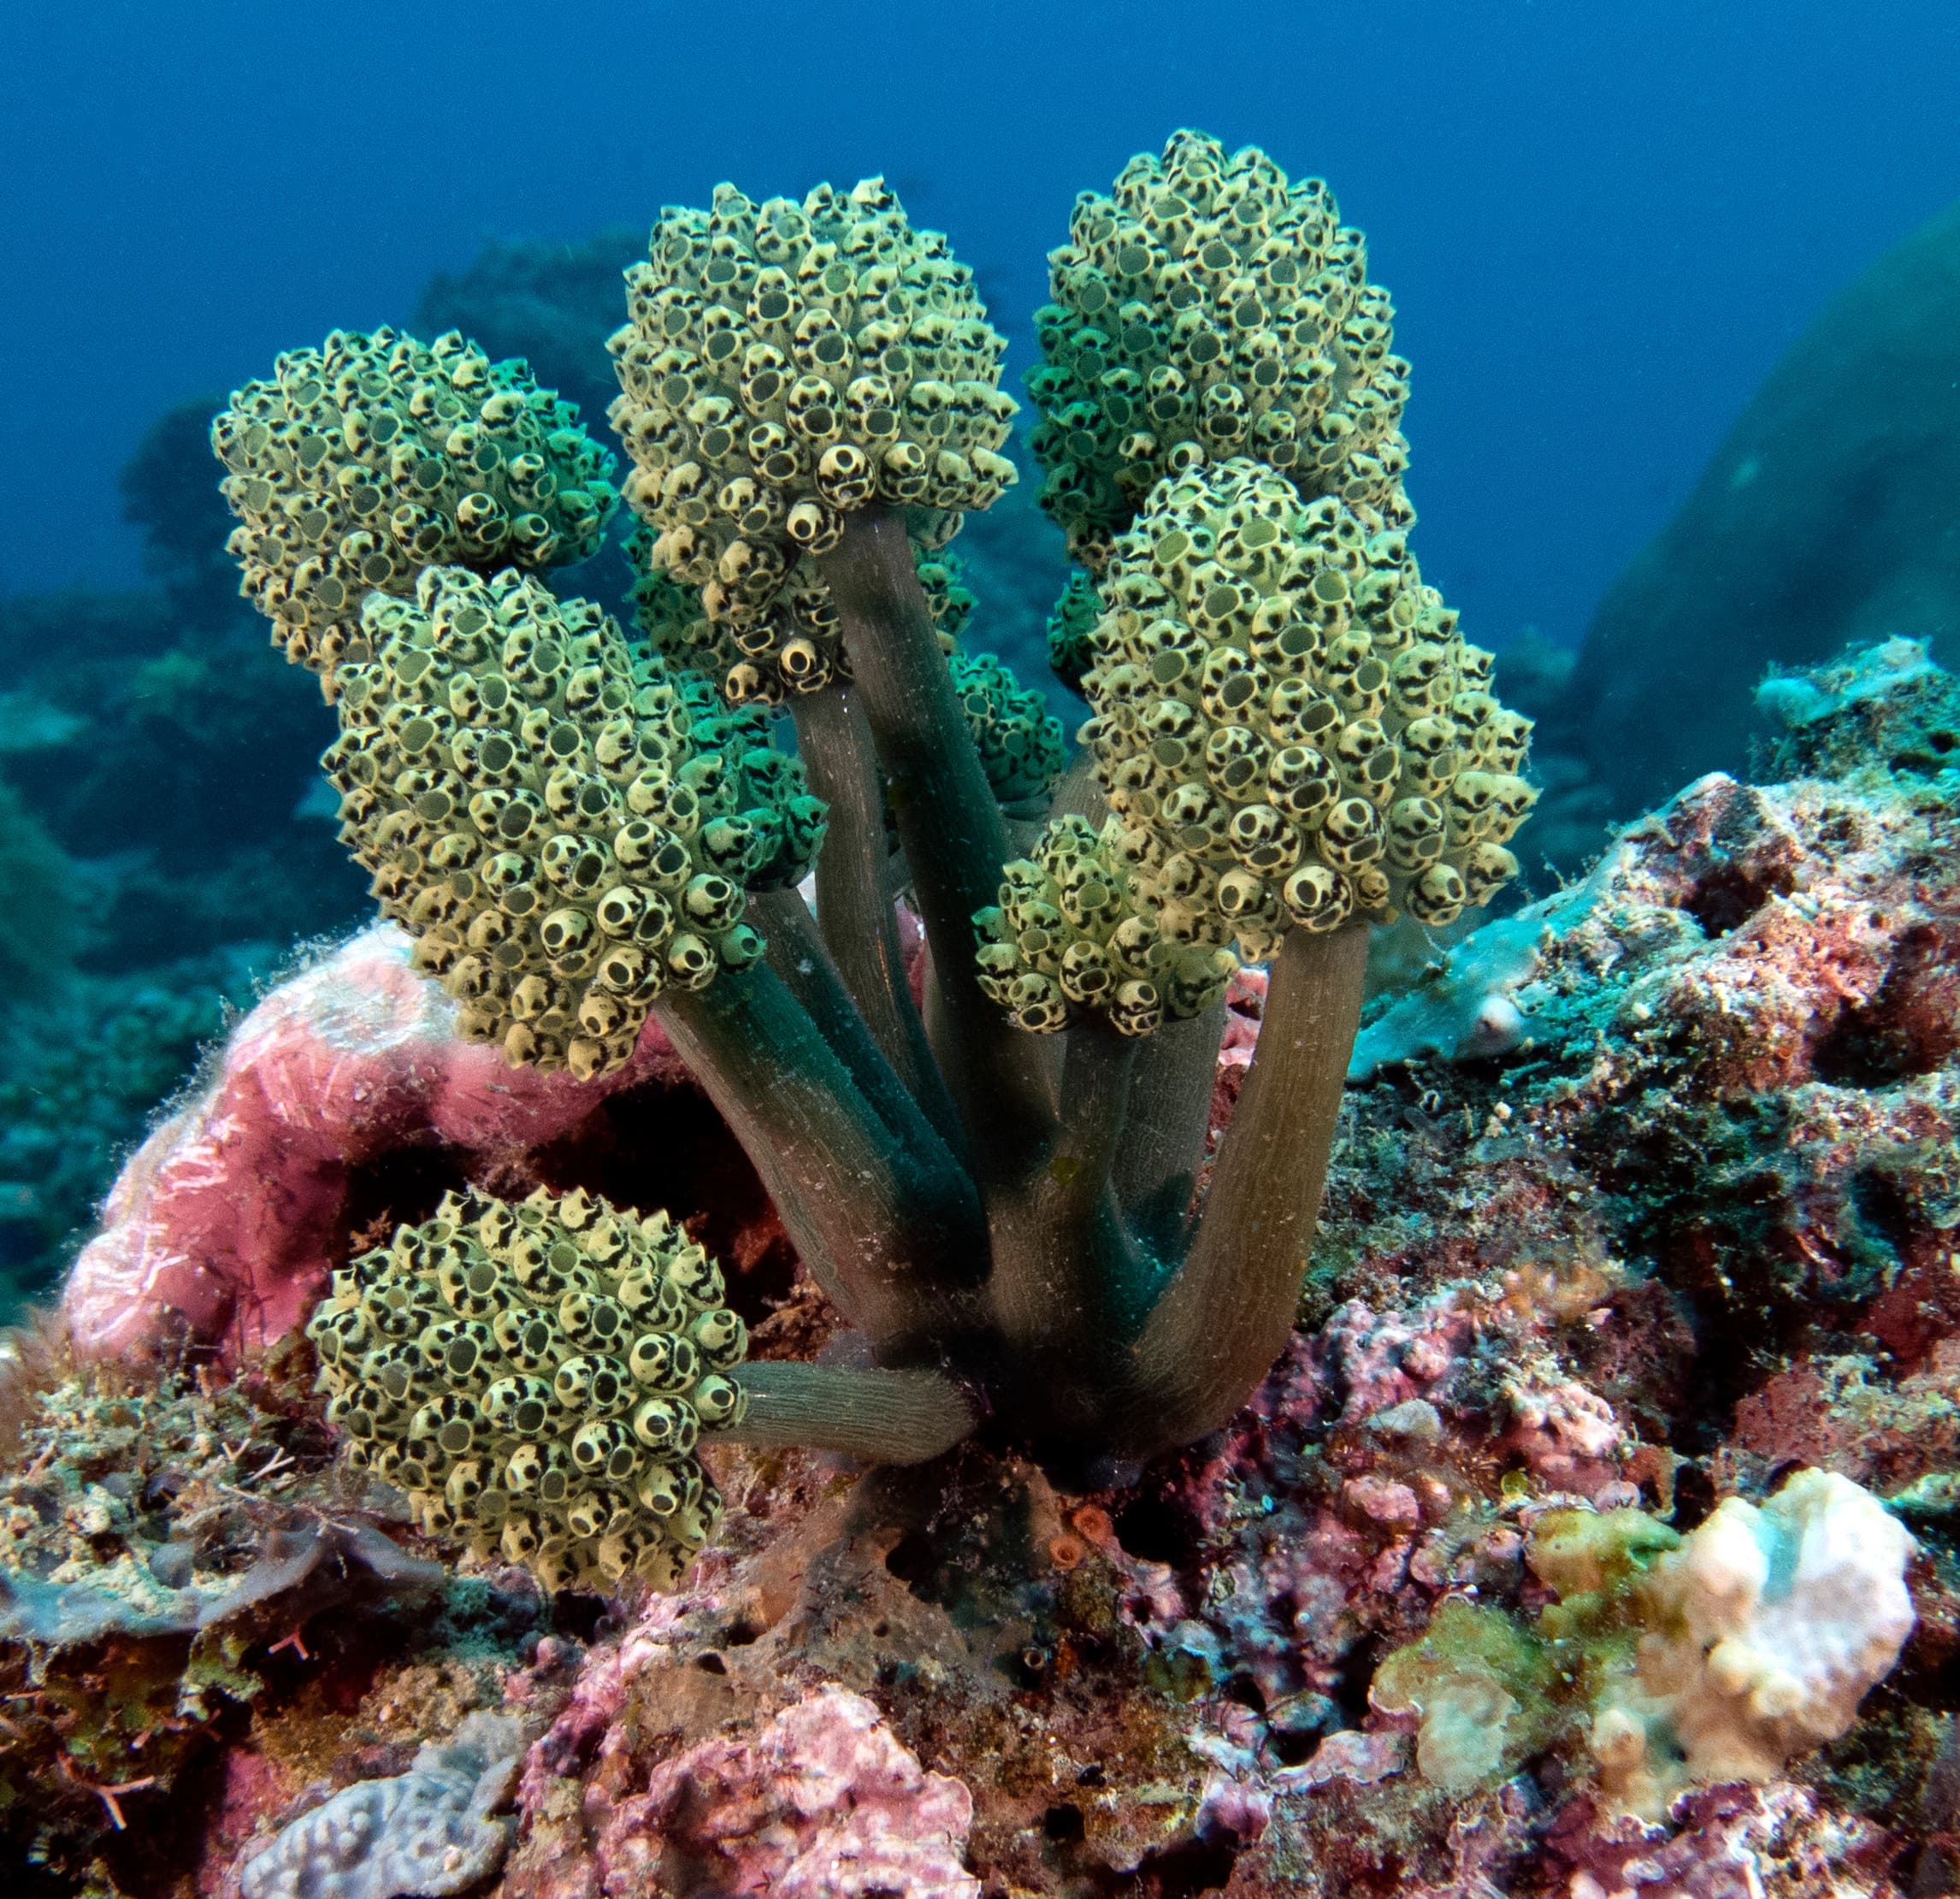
[3,0,1959,648]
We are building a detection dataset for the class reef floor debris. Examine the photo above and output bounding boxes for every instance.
[21,638,1960,1896]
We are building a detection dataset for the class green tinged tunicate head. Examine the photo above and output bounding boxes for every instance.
[1077,458,1534,954]
[633,535,1061,811]
[950,652,1069,813]
[608,176,1018,689]
[307,1184,747,1594]
[975,813,1237,1037]
[628,527,977,709]
[212,327,617,693]
[1046,569,1102,696]
[323,565,825,1079]
[1026,128,1412,573]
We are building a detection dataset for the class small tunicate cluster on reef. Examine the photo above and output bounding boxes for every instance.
[948,649,1068,811]
[1077,458,1533,959]
[608,175,1018,702]
[211,327,617,691]
[975,812,1236,1035]
[1045,568,1102,694]
[1026,128,1414,571]
[306,1184,747,1593]
[239,1712,523,1899]
[325,564,824,1077]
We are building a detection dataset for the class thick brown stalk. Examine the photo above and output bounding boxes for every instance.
[715,1359,979,1464]
[655,961,987,1355]
[986,1020,1141,1344]
[1119,923,1371,1455]
[788,685,958,1143]
[818,507,1054,1177]
[1113,1000,1226,1258]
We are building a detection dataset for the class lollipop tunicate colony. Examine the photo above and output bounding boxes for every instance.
[308,1186,747,1592]
[325,566,824,1080]
[211,328,617,693]
[609,177,1018,705]
[1025,130,1413,572]
[977,462,1536,1031]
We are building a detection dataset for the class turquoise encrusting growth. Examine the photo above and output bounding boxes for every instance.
[208,133,1531,1596]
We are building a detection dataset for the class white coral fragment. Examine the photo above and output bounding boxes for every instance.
[1599,1469,1916,1813]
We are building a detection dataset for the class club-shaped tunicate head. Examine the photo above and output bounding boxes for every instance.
[1026,130,1411,572]
[976,811,1237,1036]
[212,327,617,695]
[608,177,1017,653]
[1077,458,1533,951]
[323,565,825,1078]
[949,652,1070,814]
[629,528,975,709]
[309,1184,747,1593]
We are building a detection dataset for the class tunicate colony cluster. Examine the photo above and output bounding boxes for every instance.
[307,1185,745,1591]
[211,328,617,691]
[984,133,1535,1035]
[607,176,1018,705]
[327,566,824,1078]
[204,129,1539,1600]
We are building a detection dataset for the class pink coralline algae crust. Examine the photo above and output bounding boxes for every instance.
[62,923,682,1361]
[574,1687,977,1899]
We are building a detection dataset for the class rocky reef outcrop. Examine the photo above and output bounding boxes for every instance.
[4,639,1951,1896]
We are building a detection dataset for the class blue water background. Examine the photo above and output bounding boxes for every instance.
[3,0,1958,651]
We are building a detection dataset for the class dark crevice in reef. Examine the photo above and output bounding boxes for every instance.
[1668,1458,1718,1532]
[1328,1628,1390,1729]
[1813,922,1960,1086]
[325,1072,798,1330]
[1847,1164,1921,1273]
[1127,1833,1242,1899]
[1656,1283,1786,1467]
[1680,853,1797,938]
[1111,1494,1203,1568]
[338,1141,479,1257]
